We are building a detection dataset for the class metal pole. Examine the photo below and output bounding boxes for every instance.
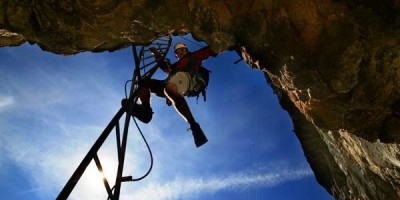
[93,154,113,198]
[113,45,141,199]
[112,112,132,199]
[56,108,125,200]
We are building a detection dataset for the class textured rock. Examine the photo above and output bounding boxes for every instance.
[1,0,400,199]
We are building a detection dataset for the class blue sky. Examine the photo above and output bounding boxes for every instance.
[0,35,333,200]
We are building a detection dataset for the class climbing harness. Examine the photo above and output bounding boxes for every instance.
[185,66,211,102]
[57,35,172,200]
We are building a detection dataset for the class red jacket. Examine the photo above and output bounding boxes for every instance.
[170,46,217,75]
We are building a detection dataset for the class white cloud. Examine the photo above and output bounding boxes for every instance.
[1,113,312,200]
[124,167,312,200]
[0,95,14,110]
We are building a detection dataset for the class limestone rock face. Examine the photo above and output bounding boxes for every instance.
[2,0,400,199]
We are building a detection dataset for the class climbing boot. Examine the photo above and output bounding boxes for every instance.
[190,122,208,148]
[121,99,153,123]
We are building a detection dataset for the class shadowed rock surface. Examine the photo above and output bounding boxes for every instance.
[1,1,400,199]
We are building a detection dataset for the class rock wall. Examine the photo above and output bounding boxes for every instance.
[1,0,400,199]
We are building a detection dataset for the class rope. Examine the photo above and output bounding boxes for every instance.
[130,117,154,181]
[124,80,132,99]
[106,130,152,199]
[121,75,153,183]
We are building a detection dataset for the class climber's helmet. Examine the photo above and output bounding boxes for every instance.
[174,42,188,53]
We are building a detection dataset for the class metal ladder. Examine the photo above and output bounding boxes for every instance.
[56,35,172,200]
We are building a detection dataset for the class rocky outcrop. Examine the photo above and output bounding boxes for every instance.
[1,0,400,199]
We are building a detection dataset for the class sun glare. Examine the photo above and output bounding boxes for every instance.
[70,153,118,199]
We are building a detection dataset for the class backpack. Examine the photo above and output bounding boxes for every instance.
[186,66,211,101]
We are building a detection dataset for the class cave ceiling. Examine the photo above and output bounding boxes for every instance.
[1,1,400,199]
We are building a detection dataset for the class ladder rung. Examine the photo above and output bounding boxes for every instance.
[121,176,133,182]
[153,39,169,43]
[139,60,157,70]
[143,46,168,53]
[141,54,158,60]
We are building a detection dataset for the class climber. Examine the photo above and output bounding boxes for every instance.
[122,42,218,148]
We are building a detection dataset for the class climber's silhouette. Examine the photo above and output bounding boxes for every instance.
[122,42,218,147]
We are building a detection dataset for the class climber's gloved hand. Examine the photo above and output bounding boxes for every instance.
[149,47,163,63]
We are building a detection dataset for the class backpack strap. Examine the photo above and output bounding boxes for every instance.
[194,89,206,104]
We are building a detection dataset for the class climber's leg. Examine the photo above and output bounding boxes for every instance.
[164,76,208,148]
